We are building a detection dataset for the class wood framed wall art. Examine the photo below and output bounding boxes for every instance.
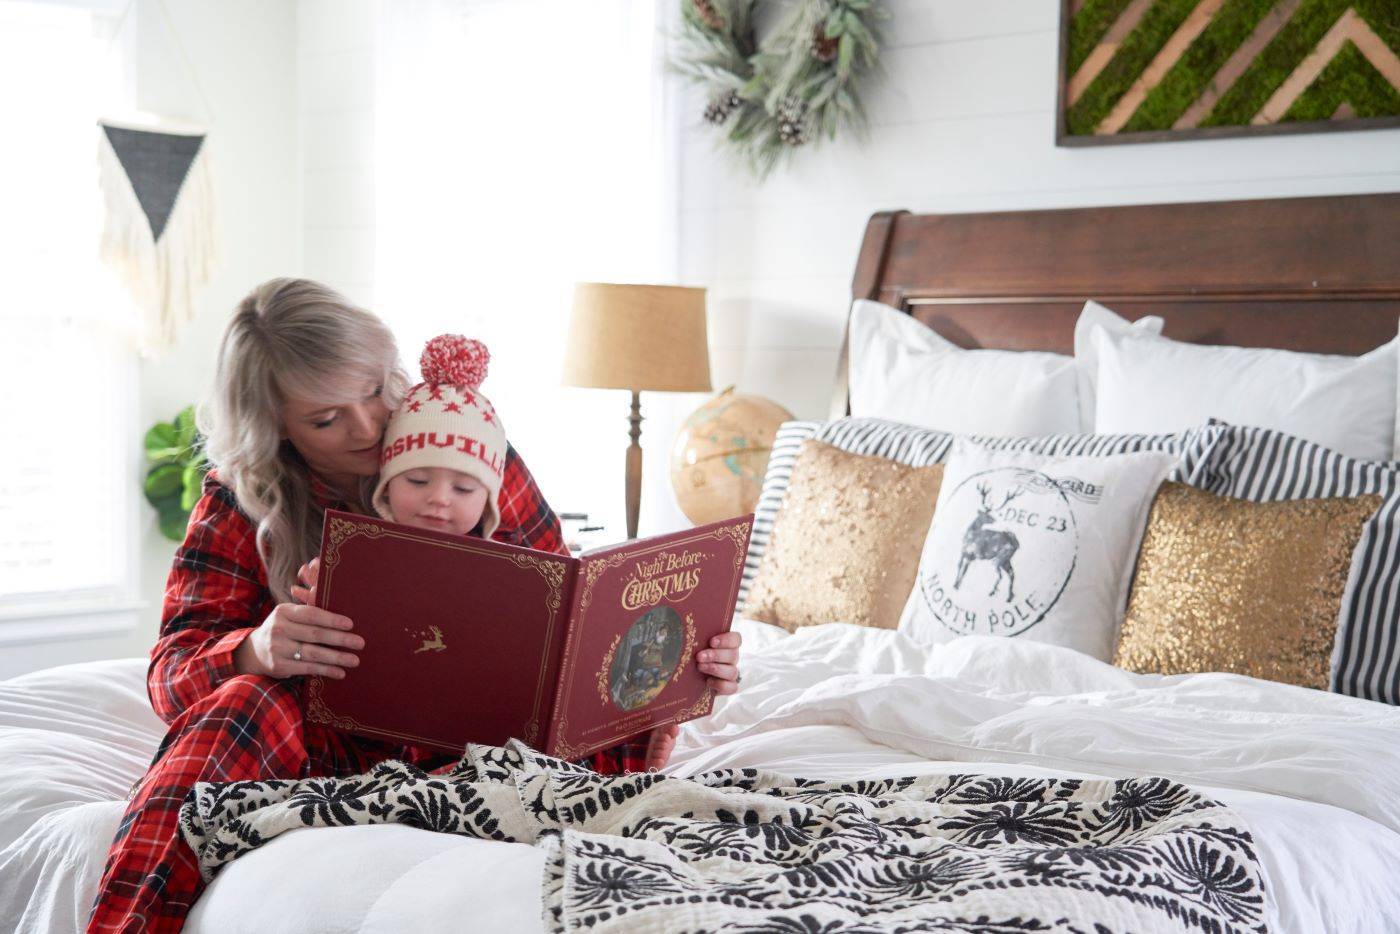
[1056,0,1400,146]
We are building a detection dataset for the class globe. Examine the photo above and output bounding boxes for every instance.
[670,386,794,526]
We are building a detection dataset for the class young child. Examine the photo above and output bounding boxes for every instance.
[372,333,506,538]
[294,333,680,769]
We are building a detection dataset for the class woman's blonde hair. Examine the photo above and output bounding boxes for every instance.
[200,278,409,604]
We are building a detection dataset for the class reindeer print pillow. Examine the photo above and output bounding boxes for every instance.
[898,440,1175,662]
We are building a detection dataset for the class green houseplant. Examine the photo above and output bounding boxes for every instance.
[144,405,209,542]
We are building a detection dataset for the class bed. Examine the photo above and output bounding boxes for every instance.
[5,192,1400,933]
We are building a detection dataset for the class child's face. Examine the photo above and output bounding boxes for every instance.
[385,467,488,535]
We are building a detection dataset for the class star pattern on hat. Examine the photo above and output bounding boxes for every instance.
[407,400,423,413]
[463,390,476,407]
[482,410,495,426]
[428,386,444,401]
[443,400,463,414]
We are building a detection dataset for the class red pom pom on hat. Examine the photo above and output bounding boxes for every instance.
[419,334,489,389]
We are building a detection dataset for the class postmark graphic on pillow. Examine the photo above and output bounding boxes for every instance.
[899,442,1175,662]
[924,468,1082,636]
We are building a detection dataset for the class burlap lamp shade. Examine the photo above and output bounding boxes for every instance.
[563,283,712,538]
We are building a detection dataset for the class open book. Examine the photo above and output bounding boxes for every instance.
[304,510,752,760]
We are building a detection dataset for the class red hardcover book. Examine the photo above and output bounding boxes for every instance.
[303,510,752,760]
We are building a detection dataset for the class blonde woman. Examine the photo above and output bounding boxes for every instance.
[88,279,743,933]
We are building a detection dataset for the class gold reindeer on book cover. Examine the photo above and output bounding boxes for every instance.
[408,625,447,654]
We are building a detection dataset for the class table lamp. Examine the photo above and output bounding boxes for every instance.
[562,283,712,539]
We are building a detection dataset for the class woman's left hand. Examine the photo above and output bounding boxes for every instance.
[696,629,743,695]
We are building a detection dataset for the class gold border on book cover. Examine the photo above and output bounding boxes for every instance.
[313,515,568,750]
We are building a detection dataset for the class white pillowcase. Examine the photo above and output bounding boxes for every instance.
[1091,323,1400,463]
[898,441,1175,662]
[849,299,1158,437]
[1073,300,1164,431]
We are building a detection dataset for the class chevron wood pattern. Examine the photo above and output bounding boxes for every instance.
[1057,0,1400,145]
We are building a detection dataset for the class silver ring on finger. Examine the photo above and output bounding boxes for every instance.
[292,642,303,663]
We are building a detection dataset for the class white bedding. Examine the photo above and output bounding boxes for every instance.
[3,620,1399,933]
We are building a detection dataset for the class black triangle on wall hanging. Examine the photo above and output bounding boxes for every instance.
[101,123,205,241]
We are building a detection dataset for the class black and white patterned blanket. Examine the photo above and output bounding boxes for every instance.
[179,741,1267,933]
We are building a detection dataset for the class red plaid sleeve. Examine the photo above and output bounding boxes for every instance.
[148,476,273,725]
[492,443,567,556]
[586,736,650,775]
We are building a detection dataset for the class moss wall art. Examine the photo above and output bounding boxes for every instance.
[1057,0,1400,145]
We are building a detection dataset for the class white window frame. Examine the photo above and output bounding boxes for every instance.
[0,359,143,646]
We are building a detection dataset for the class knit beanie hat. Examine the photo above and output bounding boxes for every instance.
[373,335,507,538]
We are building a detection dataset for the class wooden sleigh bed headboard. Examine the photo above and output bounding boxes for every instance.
[832,192,1400,417]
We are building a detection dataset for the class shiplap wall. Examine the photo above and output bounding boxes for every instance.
[680,0,1400,421]
[299,0,376,308]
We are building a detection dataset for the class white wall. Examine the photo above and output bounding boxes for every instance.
[298,0,376,308]
[1,0,301,679]
[679,0,1400,422]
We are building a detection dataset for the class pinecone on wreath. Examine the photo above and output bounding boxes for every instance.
[691,0,724,31]
[811,25,839,62]
[776,96,811,146]
[704,90,742,125]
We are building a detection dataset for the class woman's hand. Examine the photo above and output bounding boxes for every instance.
[696,629,742,695]
[644,722,679,772]
[233,558,363,680]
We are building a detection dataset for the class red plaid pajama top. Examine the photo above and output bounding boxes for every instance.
[89,443,644,933]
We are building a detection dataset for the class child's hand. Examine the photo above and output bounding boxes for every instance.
[644,722,679,772]
[290,557,321,605]
[696,630,743,695]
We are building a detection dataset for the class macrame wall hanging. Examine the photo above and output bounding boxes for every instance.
[98,0,219,357]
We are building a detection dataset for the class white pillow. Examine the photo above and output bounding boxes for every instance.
[850,299,1158,437]
[1092,324,1400,463]
[897,441,1174,662]
[1073,300,1164,431]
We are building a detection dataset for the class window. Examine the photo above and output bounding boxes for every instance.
[0,0,141,638]
[374,0,686,540]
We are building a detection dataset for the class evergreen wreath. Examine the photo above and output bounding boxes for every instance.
[673,0,884,177]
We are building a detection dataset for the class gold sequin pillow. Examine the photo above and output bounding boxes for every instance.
[743,440,943,632]
[1115,482,1383,689]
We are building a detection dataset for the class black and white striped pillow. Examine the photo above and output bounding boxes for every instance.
[1179,422,1400,706]
[817,417,1206,464]
[738,417,1211,606]
[738,421,820,605]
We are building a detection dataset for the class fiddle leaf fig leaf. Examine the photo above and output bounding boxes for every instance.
[181,463,205,512]
[144,423,182,462]
[174,405,198,452]
[145,463,184,502]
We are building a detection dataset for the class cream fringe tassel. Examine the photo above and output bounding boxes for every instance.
[97,124,220,357]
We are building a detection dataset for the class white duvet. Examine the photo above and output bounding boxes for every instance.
[2,620,1399,933]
